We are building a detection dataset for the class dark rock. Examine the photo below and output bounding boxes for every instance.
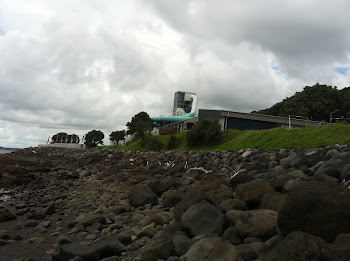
[23,220,39,227]
[340,164,350,181]
[226,209,278,241]
[179,237,236,261]
[234,179,275,208]
[162,190,184,208]
[136,227,157,239]
[244,237,263,243]
[75,214,106,227]
[129,184,158,207]
[52,239,126,261]
[181,200,226,237]
[315,159,344,178]
[262,231,325,261]
[56,235,72,245]
[0,239,7,246]
[218,198,247,212]
[260,192,287,213]
[174,188,208,221]
[321,233,350,261]
[278,181,350,242]
[280,152,300,168]
[222,227,243,245]
[86,222,102,233]
[0,230,10,240]
[43,202,56,215]
[0,208,16,222]
[99,257,121,261]
[173,232,192,256]
[142,225,176,261]
[234,244,258,261]
[116,231,132,246]
[229,174,254,190]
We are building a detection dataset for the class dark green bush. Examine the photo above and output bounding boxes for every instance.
[146,136,163,151]
[187,119,223,147]
[166,134,177,149]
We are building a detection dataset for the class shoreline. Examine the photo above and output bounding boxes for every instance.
[0,146,349,260]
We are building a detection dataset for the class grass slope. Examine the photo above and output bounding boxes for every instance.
[97,124,350,151]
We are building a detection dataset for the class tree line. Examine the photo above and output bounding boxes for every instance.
[51,111,154,148]
[253,83,350,121]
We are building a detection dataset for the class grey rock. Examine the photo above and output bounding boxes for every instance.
[234,179,275,208]
[226,209,278,241]
[340,164,350,181]
[181,200,226,237]
[179,237,236,261]
[129,184,158,207]
[43,202,56,215]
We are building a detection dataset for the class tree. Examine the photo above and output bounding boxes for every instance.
[126,111,153,139]
[52,132,67,143]
[84,130,104,148]
[51,133,80,143]
[187,119,223,147]
[109,130,125,146]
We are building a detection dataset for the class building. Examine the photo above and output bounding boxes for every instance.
[198,109,320,130]
[173,91,197,116]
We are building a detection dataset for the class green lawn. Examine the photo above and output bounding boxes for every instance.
[96,124,350,151]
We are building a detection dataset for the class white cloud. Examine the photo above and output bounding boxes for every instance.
[0,0,350,147]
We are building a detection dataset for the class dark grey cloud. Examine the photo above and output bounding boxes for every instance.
[0,0,350,147]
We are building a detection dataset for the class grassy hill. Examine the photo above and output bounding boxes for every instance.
[97,124,350,151]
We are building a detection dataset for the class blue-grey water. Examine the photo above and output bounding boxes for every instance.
[0,149,15,154]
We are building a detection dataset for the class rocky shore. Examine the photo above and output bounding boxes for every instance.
[1,145,350,261]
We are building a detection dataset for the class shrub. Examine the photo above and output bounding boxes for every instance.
[166,134,177,149]
[146,136,163,151]
[187,119,223,147]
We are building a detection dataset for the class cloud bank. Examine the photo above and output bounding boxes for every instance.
[0,0,349,147]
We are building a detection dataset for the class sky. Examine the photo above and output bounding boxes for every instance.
[1,0,350,148]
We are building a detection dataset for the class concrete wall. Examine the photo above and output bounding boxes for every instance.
[38,143,87,150]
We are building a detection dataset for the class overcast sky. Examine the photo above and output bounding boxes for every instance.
[1,0,350,148]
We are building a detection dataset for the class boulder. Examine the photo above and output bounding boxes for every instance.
[315,159,344,178]
[129,184,158,207]
[181,200,226,237]
[321,233,350,261]
[226,209,278,241]
[260,192,287,213]
[278,181,350,242]
[141,225,176,261]
[229,174,254,190]
[179,237,237,261]
[340,164,350,181]
[0,208,16,222]
[162,190,184,208]
[218,199,247,212]
[262,231,325,261]
[174,188,208,221]
[234,179,275,208]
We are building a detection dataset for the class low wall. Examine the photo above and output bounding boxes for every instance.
[38,144,87,150]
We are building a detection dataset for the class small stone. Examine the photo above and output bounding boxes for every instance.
[24,237,45,244]
[23,220,39,227]
[85,234,97,240]
[46,249,56,255]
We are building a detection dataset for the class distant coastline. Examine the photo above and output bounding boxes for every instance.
[0,147,19,154]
